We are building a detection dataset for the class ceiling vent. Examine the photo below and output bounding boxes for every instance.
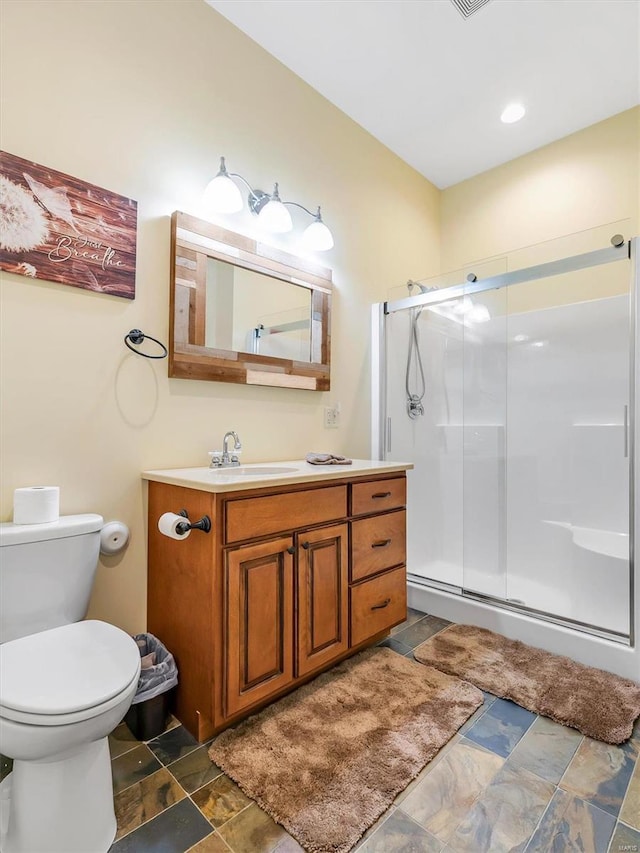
[450,0,493,19]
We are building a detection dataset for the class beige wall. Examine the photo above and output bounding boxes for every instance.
[1,1,638,636]
[440,107,640,272]
[0,0,440,632]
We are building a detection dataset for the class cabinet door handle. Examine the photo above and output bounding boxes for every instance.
[371,539,391,549]
[372,491,391,499]
[286,546,295,555]
[301,541,310,550]
[371,598,391,610]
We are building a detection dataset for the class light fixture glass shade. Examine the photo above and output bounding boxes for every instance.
[302,219,334,251]
[257,199,293,233]
[203,174,243,214]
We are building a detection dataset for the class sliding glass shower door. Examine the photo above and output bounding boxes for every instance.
[380,245,633,638]
[502,261,630,635]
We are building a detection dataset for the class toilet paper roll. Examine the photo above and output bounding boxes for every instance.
[100,520,130,555]
[13,486,60,525]
[158,512,190,540]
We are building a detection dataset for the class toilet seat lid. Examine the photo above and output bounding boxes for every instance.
[0,620,141,716]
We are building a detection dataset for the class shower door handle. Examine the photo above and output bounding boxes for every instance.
[624,405,628,458]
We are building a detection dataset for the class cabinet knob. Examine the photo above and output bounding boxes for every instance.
[286,546,295,555]
[301,541,310,550]
[371,539,391,549]
[371,598,391,611]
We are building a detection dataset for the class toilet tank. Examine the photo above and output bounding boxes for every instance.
[0,514,104,644]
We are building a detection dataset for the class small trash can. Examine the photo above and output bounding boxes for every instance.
[124,633,178,741]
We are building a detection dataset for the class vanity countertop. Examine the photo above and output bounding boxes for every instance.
[142,458,413,494]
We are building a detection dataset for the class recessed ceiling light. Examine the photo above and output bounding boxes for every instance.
[501,103,526,124]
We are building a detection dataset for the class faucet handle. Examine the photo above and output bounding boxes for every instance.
[208,451,223,468]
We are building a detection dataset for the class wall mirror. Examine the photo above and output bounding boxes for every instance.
[170,211,332,390]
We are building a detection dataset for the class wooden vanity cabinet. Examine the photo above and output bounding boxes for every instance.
[146,473,407,741]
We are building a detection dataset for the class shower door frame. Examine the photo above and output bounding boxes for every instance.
[371,238,636,645]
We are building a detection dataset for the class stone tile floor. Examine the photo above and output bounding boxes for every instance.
[2,608,639,852]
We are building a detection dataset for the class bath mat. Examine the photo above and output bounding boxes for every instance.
[413,624,640,744]
[209,647,482,853]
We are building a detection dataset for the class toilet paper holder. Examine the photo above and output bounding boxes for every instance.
[176,509,212,535]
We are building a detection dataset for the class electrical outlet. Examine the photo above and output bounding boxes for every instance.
[324,406,340,428]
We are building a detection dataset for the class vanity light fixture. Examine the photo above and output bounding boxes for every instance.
[252,182,293,234]
[203,157,334,251]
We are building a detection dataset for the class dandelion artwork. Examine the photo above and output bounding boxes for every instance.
[0,151,137,299]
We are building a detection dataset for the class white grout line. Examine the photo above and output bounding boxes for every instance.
[554,733,585,792]
[352,805,397,851]
[521,787,556,852]
[111,766,184,844]
[184,831,233,853]
[110,721,273,852]
[616,757,640,834]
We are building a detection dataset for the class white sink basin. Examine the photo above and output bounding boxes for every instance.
[212,466,299,476]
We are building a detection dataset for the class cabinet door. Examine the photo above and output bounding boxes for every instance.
[296,522,349,677]
[225,536,294,717]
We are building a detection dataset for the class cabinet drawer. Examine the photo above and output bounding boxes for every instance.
[351,509,406,582]
[351,477,405,516]
[225,485,347,544]
[350,566,406,646]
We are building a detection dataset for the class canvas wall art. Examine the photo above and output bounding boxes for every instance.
[0,151,137,299]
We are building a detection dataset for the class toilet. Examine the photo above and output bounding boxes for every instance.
[0,514,141,853]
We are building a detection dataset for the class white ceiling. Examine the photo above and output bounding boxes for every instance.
[205,0,640,188]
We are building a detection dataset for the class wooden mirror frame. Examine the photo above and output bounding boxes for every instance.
[169,211,332,390]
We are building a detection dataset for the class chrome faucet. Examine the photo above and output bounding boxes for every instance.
[210,431,242,468]
[222,431,242,464]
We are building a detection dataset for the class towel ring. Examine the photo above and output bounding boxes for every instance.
[124,329,168,359]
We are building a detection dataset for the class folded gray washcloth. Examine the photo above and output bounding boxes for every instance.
[306,452,353,465]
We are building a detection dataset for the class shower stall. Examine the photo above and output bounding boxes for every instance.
[372,237,639,680]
